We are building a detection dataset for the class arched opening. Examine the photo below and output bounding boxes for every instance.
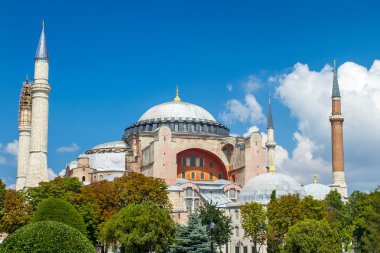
[176,148,227,181]
[82,176,85,182]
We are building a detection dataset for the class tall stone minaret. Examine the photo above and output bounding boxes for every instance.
[329,59,347,198]
[25,22,51,188]
[266,99,276,173]
[16,75,32,191]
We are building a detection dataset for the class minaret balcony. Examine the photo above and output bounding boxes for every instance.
[329,114,344,122]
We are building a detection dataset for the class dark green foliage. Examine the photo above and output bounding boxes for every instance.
[0,220,95,253]
[283,219,341,253]
[0,179,5,209]
[351,190,380,252]
[32,198,87,235]
[99,201,176,253]
[197,202,232,251]
[171,212,214,253]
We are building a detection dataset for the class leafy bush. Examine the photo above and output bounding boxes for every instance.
[32,198,87,235]
[0,220,95,253]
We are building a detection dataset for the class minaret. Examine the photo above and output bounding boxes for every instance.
[16,75,32,191]
[266,98,276,173]
[25,22,51,188]
[329,59,348,198]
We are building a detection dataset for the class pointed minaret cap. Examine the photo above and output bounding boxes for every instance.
[35,21,49,60]
[332,59,341,98]
[173,85,181,102]
[267,98,274,129]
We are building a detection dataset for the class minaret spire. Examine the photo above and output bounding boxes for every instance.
[329,59,347,198]
[266,98,276,173]
[332,59,341,98]
[35,20,49,60]
[267,98,274,129]
[173,85,181,102]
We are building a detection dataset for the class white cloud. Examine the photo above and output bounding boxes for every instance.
[6,140,18,156]
[48,168,57,181]
[6,184,16,190]
[244,75,261,93]
[275,61,380,191]
[243,125,260,137]
[58,169,66,177]
[221,94,266,125]
[227,84,233,92]
[56,143,79,153]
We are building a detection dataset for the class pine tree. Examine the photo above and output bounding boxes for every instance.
[171,212,214,253]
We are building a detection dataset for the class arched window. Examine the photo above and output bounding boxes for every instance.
[191,172,196,179]
[210,173,214,180]
[181,171,186,178]
[218,173,223,180]
[235,226,239,237]
[99,175,103,180]
[200,172,205,180]
[235,210,239,220]
[232,175,236,182]
[82,176,85,182]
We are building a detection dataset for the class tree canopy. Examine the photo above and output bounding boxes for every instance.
[0,220,95,253]
[99,201,175,253]
[32,198,87,235]
[197,202,232,251]
[170,212,213,253]
[241,202,267,253]
[283,219,341,253]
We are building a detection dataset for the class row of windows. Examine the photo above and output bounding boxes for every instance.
[181,171,223,180]
[181,153,215,168]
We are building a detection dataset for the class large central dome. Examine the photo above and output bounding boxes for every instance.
[138,101,216,122]
[123,89,229,139]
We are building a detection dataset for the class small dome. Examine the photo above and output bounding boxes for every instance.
[68,161,78,170]
[138,101,216,122]
[303,183,331,200]
[238,172,306,204]
[92,141,127,150]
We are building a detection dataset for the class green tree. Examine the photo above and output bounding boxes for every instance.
[0,190,33,234]
[197,202,232,252]
[241,202,267,253]
[352,190,380,252]
[0,220,95,253]
[0,179,5,209]
[324,190,352,251]
[99,201,176,253]
[25,177,83,208]
[171,212,213,253]
[267,195,304,253]
[80,173,171,246]
[283,219,341,253]
[301,196,328,221]
[32,198,87,235]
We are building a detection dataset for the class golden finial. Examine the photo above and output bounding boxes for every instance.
[313,174,317,184]
[173,85,181,102]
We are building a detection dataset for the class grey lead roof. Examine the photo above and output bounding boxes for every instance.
[332,59,341,98]
[35,22,49,60]
[267,99,274,129]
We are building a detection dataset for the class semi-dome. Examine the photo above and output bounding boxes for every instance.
[238,172,306,204]
[303,183,331,200]
[91,141,128,150]
[139,101,217,122]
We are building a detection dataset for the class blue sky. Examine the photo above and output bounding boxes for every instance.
[1,0,380,192]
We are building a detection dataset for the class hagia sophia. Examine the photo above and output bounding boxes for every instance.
[15,25,348,252]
